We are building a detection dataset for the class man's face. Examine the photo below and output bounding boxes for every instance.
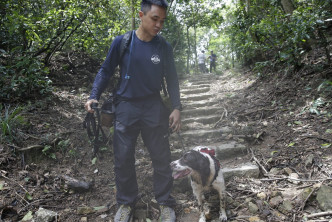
[139,4,166,38]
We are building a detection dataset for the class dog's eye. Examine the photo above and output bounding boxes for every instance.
[183,153,189,161]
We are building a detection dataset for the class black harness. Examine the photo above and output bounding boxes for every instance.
[199,147,221,182]
[211,155,221,182]
[83,104,111,156]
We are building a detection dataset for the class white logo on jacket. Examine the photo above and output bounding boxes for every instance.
[151,54,161,64]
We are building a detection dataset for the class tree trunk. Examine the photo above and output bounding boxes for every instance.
[186,26,190,74]
[193,5,198,74]
[280,0,295,14]
[131,0,135,30]
[246,0,250,13]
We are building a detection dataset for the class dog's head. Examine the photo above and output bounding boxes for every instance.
[171,150,211,185]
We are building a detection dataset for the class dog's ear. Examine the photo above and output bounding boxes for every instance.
[197,155,211,186]
[188,151,211,186]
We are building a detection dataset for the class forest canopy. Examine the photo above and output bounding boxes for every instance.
[0,0,331,103]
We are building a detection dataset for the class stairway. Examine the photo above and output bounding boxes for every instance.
[171,73,259,183]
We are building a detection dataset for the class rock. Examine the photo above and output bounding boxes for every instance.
[248,216,264,222]
[62,175,92,193]
[281,187,302,200]
[297,188,314,204]
[271,210,286,220]
[278,200,293,214]
[269,196,283,207]
[271,191,282,197]
[77,206,94,215]
[269,168,281,175]
[245,197,253,203]
[283,167,293,175]
[80,217,88,222]
[248,202,259,214]
[316,185,332,211]
[305,154,314,167]
[257,192,267,200]
[288,173,300,184]
[34,208,57,222]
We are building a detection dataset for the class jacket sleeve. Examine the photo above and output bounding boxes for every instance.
[164,42,182,110]
[89,36,122,100]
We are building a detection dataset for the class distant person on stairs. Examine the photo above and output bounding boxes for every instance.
[84,0,182,221]
[198,50,207,74]
[209,50,217,73]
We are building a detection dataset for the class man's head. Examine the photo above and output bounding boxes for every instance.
[141,0,168,14]
[138,0,168,40]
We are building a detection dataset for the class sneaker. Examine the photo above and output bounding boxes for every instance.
[114,205,133,222]
[159,205,176,222]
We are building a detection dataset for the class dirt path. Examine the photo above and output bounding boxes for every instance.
[1,67,331,222]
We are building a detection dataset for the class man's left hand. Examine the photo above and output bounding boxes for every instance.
[169,109,181,132]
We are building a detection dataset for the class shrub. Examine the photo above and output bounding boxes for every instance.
[0,104,27,144]
[0,51,53,102]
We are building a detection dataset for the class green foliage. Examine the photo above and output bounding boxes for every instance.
[42,139,71,159]
[318,81,332,93]
[0,51,52,102]
[0,105,26,144]
[0,0,133,102]
[309,97,327,115]
[222,0,332,71]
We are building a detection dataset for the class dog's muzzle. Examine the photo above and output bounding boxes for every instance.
[170,161,192,179]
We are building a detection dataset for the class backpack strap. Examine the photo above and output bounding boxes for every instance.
[157,34,168,97]
[119,30,133,61]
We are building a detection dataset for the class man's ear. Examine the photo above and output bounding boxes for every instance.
[139,11,144,19]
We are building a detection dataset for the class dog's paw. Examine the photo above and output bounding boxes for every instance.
[198,212,206,222]
[219,214,227,222]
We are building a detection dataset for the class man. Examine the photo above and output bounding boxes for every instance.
[209,50,217,73]
[198,50,206,74]
[84,0,181,221]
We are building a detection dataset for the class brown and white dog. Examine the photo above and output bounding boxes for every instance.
[171,146,227,222]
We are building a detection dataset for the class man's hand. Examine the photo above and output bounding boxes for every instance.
[169,109,181,133]
[84,99,98,113]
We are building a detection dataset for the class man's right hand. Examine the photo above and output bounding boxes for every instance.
[84,99,98,113]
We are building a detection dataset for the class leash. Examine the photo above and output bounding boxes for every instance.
[83,103,110,156]
[169,128,186,150]
[176,132,186,150]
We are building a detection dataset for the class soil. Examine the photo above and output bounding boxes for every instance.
[0,50,331,222]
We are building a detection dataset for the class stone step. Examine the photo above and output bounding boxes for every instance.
[190,80,213,85]
[182,114,221,126]
[189,76,219,81]
[222,163,260,182]
[171,127,231,143]
[181,83,211,89]
[172,141,247,161]
[182,106,222,117]
[182,100,219,109]
[182,93,213,101]
[181,74,217,81]
[205,141,248,160]
[181,87,210,95]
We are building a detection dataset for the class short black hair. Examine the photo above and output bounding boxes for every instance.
[141,0,168,13]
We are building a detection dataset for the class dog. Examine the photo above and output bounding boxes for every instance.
[171,146,227,222]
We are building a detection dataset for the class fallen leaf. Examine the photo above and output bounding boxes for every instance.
[21,211,33,221]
